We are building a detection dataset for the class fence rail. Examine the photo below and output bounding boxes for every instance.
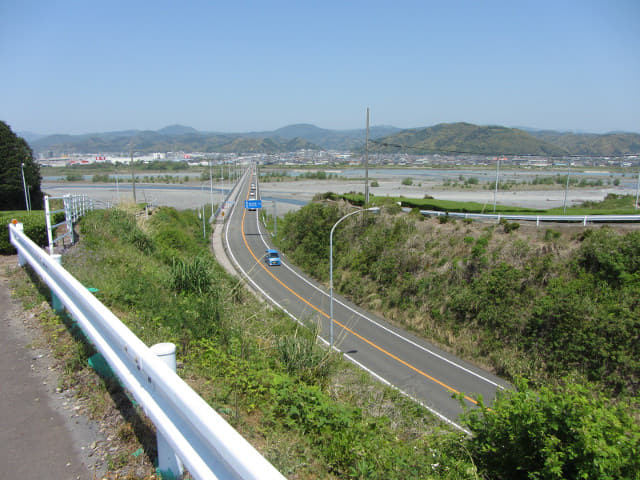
[418,209,640,225]
[8,221,285,480]
[44,194,111,254]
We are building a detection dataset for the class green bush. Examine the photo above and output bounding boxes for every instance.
[92,174,111,183]
[462,379,640,480]
[277,203,341,280]
[544,229,561,241]
[499,218,520,233]
[577,227,640,285]
[401,177,413,186]
[0,211,49,254]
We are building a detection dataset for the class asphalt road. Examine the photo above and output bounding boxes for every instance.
[223,168,510,431]
[0,257,102,479]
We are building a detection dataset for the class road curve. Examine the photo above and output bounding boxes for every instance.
[222,168,509,431]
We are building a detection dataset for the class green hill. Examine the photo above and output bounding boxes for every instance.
[31,130,321,154]
[369,122,569,156]
[529,130,640,156]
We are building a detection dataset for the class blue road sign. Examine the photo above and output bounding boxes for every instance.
[245,199,262,210]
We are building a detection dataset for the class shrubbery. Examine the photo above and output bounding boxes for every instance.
[276,202,640,398]
[462,379,640,479]
[275,200,640,476]
[0,211,49,254]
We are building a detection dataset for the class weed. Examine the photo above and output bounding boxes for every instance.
[544,229,561,241]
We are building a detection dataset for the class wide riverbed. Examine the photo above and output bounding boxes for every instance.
[42,168,634,213]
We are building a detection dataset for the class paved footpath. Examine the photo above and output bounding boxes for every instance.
[0,256,103,479]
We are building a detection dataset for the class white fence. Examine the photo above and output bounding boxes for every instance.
[44,194,100,254]
[418,209,640,225]
[8,221,285,480]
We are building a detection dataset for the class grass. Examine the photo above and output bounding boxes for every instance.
[6,205,477,479]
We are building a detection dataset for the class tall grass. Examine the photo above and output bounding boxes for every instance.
[170,256,212,294]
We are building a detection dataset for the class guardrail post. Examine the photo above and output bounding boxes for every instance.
[63,194,74,246]
[150,342,183,478]
[10,222,27,266]
[44,195,55,255]
[51,254,64,313]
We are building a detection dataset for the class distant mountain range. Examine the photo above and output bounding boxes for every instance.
[371,123,640,157]
[23,123,640,157]
[25,123,402,155]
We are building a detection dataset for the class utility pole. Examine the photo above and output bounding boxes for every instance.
[209,157,214,217]
[130,141,137,203]
[115,163,120,202]
[635,166,640,210]
[563,160,571,214]
[493,156,500,213]
[365,107,370,207]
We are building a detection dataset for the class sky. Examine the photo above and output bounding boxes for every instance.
[1,0,639,136]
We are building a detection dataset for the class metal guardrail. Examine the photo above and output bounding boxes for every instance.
[44,194,110,254]
[8,221,285,480]
[418,209,640,225]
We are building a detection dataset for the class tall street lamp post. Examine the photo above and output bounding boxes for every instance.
[329,206,380,348]
[20,163,30,211]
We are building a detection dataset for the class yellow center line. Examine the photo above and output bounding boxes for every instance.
[239,189,478,406]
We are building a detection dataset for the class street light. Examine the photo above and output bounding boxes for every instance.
[20,163,30,211]
[329,206,380,348]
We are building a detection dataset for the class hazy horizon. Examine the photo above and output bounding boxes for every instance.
[15,121,640,139]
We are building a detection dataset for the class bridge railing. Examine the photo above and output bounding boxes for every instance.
[8,221,285,480]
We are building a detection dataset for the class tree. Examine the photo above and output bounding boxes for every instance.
[0,121,43,210]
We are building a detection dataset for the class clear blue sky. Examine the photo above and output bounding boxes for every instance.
[2,0,638,135]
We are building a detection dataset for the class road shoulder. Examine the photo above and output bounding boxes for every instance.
[0,255,108,478]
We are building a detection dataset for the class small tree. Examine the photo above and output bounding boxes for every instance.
[461,379,640,479]
[0,121,43,210]
[401,177,413,186]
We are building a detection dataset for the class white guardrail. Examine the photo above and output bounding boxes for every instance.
[418,209,640,225]
[8,221,285,480]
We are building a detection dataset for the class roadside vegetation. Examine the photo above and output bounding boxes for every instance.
[333,191,639,216]
[274,196,640,478]
[7,205,480,479]
[276,196,640,396]
[6,195,640,478]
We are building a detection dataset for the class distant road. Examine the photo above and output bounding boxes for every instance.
[222,169,510,431]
